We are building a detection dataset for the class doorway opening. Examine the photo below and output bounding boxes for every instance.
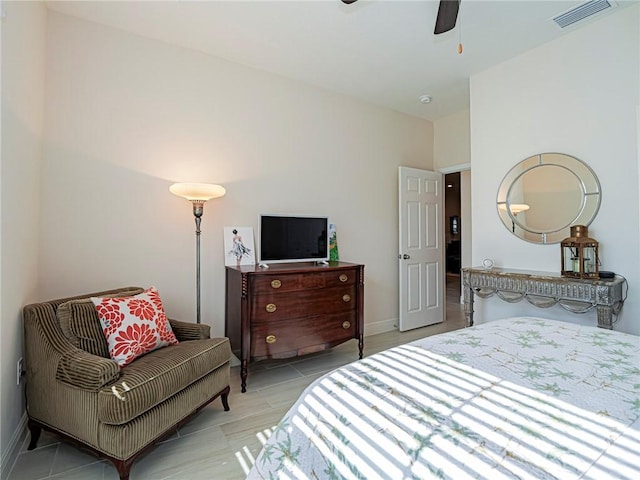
[444,172,463,320]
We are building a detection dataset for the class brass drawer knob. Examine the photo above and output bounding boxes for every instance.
[342,294,351,302]
[271,279,281,289]
[339,274,348,283]
[266,335,277,344]
[342,321,351,329]
[265,303,277,313]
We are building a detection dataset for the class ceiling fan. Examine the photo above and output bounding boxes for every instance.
[341,0,461,35]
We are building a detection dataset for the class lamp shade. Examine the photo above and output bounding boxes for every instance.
[170,183,226,201]
[499,203,530,215]
[509,204,530,215]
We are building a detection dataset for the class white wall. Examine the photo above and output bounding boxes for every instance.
[40,12,434,339]
[470,5,640,335]
[434,109,470,171]
[0,0,46,471]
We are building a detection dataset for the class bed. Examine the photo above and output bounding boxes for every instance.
[247,318,640,479]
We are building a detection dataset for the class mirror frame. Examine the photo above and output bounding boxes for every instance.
[496,153,601,244]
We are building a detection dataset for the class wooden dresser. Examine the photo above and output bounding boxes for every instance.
[225,261,364,392]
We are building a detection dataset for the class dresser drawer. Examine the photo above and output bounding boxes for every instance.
[251,268,358,294]
[250,312,357,358]
[250,285,356,322]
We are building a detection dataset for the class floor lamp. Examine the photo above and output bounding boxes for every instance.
[170,182,226,324]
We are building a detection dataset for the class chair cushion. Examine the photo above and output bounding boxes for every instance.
[91,287,179,367]
[97,337,231,425]
[58,288,144,358]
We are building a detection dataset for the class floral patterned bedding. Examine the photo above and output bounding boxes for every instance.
[247,318,640,479]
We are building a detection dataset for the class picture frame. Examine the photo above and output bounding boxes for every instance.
[329,223,339,261]
[224,226,255,266]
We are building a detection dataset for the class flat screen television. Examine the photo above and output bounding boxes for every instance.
[259,214,329,264]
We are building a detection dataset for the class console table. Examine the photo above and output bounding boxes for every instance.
[462,267,625,329]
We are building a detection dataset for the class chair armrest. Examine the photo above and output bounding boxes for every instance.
[56,349,120,390]
[168,319,211,340]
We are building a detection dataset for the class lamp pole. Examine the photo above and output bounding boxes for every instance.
[170,183,226,324]
[192,200,205,324]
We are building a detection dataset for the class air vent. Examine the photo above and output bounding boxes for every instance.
[552,0,616,29]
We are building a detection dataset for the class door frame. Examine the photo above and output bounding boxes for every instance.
[439,163,471,303]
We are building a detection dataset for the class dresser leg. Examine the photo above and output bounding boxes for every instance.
[241,360,248,393]
[358,334,364,359]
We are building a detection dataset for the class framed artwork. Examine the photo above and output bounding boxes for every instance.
[329,223,339,261]
[224,227,255,266]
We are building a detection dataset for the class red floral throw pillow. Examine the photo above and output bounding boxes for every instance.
[91,287,178,367]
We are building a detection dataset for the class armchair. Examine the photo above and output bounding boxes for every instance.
[23,287,231,480]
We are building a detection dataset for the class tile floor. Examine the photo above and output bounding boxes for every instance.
[7,276,465,480]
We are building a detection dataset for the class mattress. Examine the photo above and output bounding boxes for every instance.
[247,317,640,479]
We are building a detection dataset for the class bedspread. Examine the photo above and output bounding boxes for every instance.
[247,318,640,479]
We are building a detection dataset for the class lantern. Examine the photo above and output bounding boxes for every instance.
[561,225,599,278]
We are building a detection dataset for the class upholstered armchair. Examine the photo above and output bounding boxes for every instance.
[23,287,231,480]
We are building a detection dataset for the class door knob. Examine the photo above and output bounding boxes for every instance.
[402,254,410,259]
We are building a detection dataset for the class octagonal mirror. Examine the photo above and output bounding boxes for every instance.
[496,153,601,244]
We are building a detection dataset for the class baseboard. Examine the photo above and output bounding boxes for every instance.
[364,317,397,337]
[1,412,27,480]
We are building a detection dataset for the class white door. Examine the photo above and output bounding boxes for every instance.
[398,166,444,331]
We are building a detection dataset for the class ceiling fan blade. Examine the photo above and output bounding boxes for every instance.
[434,0,460,35]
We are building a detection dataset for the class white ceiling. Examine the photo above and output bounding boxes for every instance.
[44,0,637,120]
